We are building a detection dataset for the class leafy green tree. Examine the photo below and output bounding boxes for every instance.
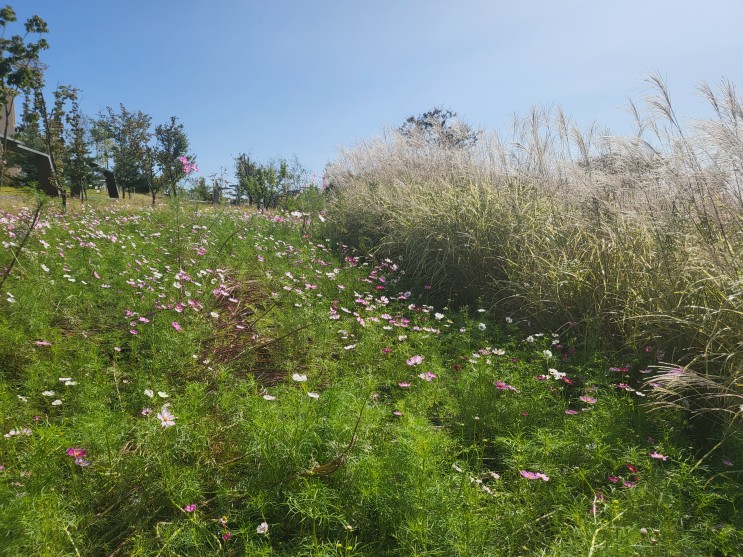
[142,145,158,205]
[89,118,114,170]
[0,5,49,186]
[32,84,72,203]
[7,92,44,186]
[97,104,152,198]
[62,89,94,199]
[234,153,294,208]
[154,115,190,198]
[234,152,258,206]
[23,84,90,203]
[191,176,210,202]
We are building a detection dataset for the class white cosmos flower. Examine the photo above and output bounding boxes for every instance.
[144,389,154,398]
[157,405,176,427]
[51,399,62,406]
[292,373,307,382]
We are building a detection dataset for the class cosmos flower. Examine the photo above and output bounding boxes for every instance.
[157,406,176,427]
[520,470,549,481]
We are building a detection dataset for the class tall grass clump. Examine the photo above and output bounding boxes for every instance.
[324,76,743,442]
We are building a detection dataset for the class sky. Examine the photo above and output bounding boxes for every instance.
[14,0,743,185]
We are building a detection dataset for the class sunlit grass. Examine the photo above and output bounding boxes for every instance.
[0,198,740,555]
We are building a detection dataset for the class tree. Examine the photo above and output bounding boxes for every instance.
[62,89,94,199]
[234,152,258,206]
[7,92,44,186]
[191,176,210,202]
[154,115,190,198]
[33,84,70,204]
[97,104,152,198]
[234,153,294,208]
[89,118,114,170]
[398,107,478,149]
[142,145,157,205]
[0,5,49,186]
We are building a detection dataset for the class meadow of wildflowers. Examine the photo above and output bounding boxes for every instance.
[0,194,740,555]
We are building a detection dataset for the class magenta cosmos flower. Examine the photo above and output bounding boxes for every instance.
[495,381,519,392]
[520,470,549,481]
[66,447,90,467]
[406,355,424,366]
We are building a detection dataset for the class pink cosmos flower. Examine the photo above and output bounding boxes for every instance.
[66,448,89,466]
[579,395,597,404]
[398,382,411,388]
[34,340,51,346]
[183,504,197,512]
[406,355,424,366]
[520,470,549,481]
[565,409,579,415]
[222,532,232,541]
[417,372,437,381]
[171,321,182,332]
[495,381,520,393]
[649,452,668,461]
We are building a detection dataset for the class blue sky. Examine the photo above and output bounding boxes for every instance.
[15,0,743,184]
